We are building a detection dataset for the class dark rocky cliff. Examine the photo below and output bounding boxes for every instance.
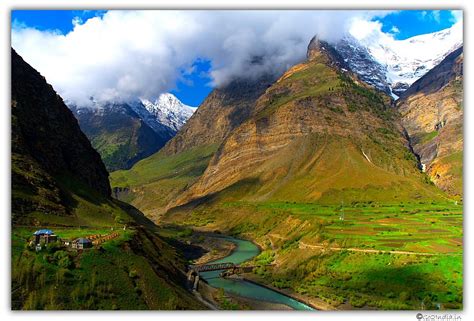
[12,49,111,222]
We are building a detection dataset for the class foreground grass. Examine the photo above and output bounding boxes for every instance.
[12,227,202,310]
[251,249,462,310]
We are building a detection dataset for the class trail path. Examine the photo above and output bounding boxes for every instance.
[298,241,461,256]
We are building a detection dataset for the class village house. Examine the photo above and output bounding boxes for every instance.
[72,238,93,250]
[33,229,58,245]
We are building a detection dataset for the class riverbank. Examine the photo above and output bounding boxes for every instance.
[190,233,236,265]
[188,231,329,310]
[186,233,314,310]
[240,274,335,311]
[194,232,323,310]
[194,277,293,310]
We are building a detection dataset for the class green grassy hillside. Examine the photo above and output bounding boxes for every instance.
[12,225,203,310]
[12,170,203,310]
[111,144,218,219]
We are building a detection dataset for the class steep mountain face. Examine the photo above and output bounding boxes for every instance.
[337,23,462,97]
[334,35,392,95]
[71,102,174,171]
[170,38,445,208]
[12,49,112,222]
[397,47,463,198]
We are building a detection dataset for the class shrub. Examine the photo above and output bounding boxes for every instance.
[399,291,410,301]
[350,295,367,308]
[58,256,72,269]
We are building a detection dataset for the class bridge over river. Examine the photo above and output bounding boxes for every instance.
[186,236,313,310]
[188,262,266,273]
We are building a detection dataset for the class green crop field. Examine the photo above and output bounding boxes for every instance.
[164,198,462,310]
[253,201,463,253]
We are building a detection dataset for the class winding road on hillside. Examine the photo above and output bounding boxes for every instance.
[298,241,461,256]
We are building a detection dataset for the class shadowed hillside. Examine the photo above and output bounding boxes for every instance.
[11,48,203,310]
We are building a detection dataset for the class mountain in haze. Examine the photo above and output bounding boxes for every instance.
[336,22,462,97]
[70,94,194,171]
[397,46,463,198]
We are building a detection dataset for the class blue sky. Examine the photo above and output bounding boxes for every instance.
[11,10,460,107]
[379,10,459,40]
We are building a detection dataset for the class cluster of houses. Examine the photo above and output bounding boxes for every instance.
[31,228,123,251]
[31,229,92,251]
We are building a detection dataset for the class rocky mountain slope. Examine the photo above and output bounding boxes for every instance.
[163,74,276,155]
[170,37,445,207]
[71,102,174,171]
[334,35,392,95]
[397,46,463,198]
[70,94,193,171]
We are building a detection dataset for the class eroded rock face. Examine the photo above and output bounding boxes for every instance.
[397,47,463,197]
[11,49,111,209]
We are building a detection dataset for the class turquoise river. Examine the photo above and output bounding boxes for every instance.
[199,236,314,310]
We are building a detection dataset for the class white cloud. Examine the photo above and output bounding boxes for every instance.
[450,10,463,23]
[12,10,391,107]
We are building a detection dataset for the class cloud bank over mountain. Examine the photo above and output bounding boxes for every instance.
[11,10,459,107]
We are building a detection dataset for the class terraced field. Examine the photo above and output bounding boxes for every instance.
[255,201,463,254]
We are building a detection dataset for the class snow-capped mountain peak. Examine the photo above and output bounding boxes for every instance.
[70,93,195,137]
[336,21,463,98]
[139,93,195,132]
